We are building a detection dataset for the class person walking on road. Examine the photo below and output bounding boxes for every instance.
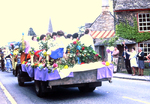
[0,48,5,72]
[112,46,119,73]
[5,47,12,72]
[127,47,138,76]
[137,47,145,76]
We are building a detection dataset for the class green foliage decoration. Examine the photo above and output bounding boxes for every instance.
[116,17,150,42]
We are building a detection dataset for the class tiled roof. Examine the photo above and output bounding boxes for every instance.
[91,30,115,39]
[85,23,92,28]
[94,37,136,46]
[115,0,150,11]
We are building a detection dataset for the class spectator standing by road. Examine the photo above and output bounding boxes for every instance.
[127,47,138,76]
[137,47,145,76]
[112,46,119,73]
[122,46,132,74]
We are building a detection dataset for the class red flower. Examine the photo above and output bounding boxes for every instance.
[95,54,98,57]
[80,62,85,65]
[73,41,77,45]
[82,47,85,50]
[25,61,28,64]
[76,50,79,52]
[53,63,58,68]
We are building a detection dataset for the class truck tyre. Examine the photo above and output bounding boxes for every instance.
[78,86,96,92]
[17,69,24,86]
[34,80,48,97]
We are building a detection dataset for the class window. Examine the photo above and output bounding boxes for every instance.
[139,43,150,58]
[138,13,150,32]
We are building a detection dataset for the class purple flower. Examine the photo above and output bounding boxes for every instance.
[106,49,111,53]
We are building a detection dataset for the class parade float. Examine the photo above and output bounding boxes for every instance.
[8,41,21,76]
[17,33,114,97]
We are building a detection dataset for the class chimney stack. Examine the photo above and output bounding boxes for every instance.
[102,0,109,13]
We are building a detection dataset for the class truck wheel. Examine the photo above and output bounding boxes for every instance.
[17,69,24,86]
[34,80,47,97]
[78,86,96,92]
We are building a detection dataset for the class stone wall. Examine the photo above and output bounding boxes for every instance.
[115,10,150,26]
[90,11,114,31]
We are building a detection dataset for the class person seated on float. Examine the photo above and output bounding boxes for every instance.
[32,36,37,41]
[46,32,52,39]
[50,30,66,59]
[30,36,39,62]
[48,32,58,51]
[66,34,73,45]
[78,34,84,40]
[79,29,95,50]
[57,30,67,56]
[34,34,46,63]
[66,34,72,40]
[52,32,57,41]
[72,33,79,41]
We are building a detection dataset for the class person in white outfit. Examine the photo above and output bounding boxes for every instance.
[79,29,95,50]
[127,47,138,76]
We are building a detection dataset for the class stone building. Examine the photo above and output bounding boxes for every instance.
[114,0,150,58]
[85,0,115,61]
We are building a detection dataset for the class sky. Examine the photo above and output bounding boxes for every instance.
[0,0,113,46]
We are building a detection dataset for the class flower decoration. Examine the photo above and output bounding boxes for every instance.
[64,65,68,69]
[106,49,111,53]
[81,47,85,50]
[29,47,35,55]
[53,63,58,68]
[25,61,28,64]
[105,61,110,66]
[95,54,99,57]
[102,61,105,65]
[37,37,40,41]
[43,51,47,57]
[76,46,81,50]
[34,63,39,67]
[38,63,43,69]
[10,52,13,56]
[73,41,77,45]
[22,61,25,64]
[26,63,31,67]
[80,62,85,65]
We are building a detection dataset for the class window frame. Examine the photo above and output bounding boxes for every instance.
[139,42,150,59]
[137,13,150,32]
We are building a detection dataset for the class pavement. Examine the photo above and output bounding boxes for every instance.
[113,73,150,81]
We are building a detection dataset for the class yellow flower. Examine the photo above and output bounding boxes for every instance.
[43,51,47,56]
[22,61,25,64]
[13,50,18,56]
[105,61,110,66]
[64,65,68,69]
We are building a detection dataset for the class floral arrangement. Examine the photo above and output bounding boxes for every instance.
[21,36,103,73]
[56,39,102,70]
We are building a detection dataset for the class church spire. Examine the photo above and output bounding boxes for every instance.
[48,17,53,33]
